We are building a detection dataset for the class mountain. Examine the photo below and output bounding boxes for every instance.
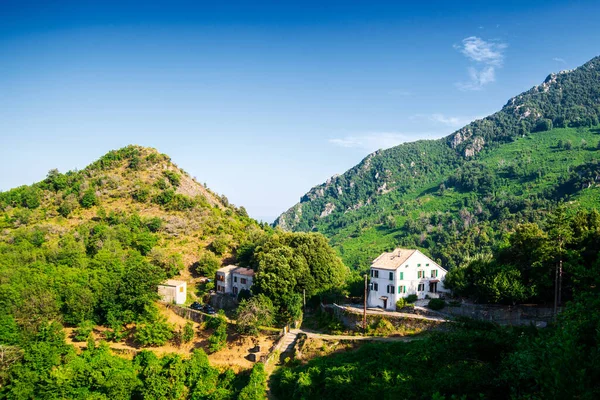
[0,145,265,329]
[275,56,600,270]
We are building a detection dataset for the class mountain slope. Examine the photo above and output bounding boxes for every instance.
[0,145,265,328]
[275,56,600,270]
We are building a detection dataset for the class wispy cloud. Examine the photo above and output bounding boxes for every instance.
[454,36,507,90]
[411,113,485,129]
[328,132,443,152]
[431,113,483,128]
[553,57,566,64]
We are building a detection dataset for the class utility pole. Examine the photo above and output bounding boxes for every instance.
[363,274,368,334]
[554,262,558,321]
[303,289,306,311]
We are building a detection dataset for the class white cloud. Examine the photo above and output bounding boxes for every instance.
[553,57,566,64]
[429,113,483,128]
[454,36,507,90]
[328,132,443,152]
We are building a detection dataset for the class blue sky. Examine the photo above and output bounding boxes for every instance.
[1,0,599,222]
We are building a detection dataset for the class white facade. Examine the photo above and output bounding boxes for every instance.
[367,249,449,311]
[158,280,187,304]
[216,265,254,296]
[231,269,253,296]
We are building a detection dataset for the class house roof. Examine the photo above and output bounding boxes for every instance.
[216,265,238,274]
[160,279,186,287]
[232,267,255,277]
[371,248,417,270]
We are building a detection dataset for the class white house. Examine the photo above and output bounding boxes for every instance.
[367,248,449,310]
[158,280,187,304]
[216,265,255,296]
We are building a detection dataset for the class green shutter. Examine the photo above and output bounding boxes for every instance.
[400,272,404,280]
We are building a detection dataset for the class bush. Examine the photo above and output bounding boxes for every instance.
[182,321,194,343]
[406,294,418,303]
[236,294,275,335]
[145,217,163,232]
[396,298,407,310]
[239,363,267,400]
[428,298,446,310]
[80,189,98,208]
[370,317,394,336]
[132,187,150,203]
[195,252,221,277]
[207,312,227,353]
[210,235,231,255]
[162,170,181,187]
[134,318,175,347]
[73,320,95,342]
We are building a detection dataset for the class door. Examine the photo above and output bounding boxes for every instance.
[382,298,387,309]
[429,282,437,293]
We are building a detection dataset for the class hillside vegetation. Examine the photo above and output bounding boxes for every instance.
[275,56,600,273]
[0,146,272,398]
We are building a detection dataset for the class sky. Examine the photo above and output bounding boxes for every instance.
[1,0,600,222]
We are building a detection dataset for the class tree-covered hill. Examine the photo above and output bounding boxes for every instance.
[0,145,266,334]
[275,56,600,271]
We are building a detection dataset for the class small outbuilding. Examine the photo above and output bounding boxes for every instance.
[158,279,187,304]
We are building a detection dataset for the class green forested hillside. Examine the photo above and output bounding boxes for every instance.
[0,146,271,398]
[275,56,600,272]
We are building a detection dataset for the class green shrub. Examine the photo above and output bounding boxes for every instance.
[162,170,181,187]
[239,363,267,400]
[73,320,95,342]
[134,318,174,347]
[428,298,446,310]
[153,189,174,205]
[370,317,394,336]
[80,189,98,208]
[195,252,221,277]
[396,298,407,310]
[207,312,227,353]
[406,294,418,303]
[182,321,194,343]
[132,187,150,203]
[145,217,163,232]
[210,235,231,255]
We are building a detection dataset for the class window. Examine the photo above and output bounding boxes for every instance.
[405,264,409,268]
[234,276,237,283]
[389,272,394,280]
[431,270,437,278]
[418,283,425,291]
[387,285,395,294]
[399,272,404,280]
[217,275,225,282]
[371,282,379,291]
[418,270,424,279]
[398,286,406,294]
[371,269,379,278]
[426,263,430,266]
[241,278,247,284]
[417,263,421,267]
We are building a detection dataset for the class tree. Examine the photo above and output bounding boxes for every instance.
[207,312,228,353]
[236,294,275,335]
[238,363,267,400]
[134,316,175,347]
[80,188,98,208]
[195,252,221,277]
[546,205,573,310]
[182,321,194,343]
